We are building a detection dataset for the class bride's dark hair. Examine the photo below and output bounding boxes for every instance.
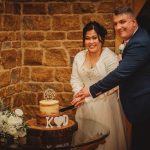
[83,21,107,47]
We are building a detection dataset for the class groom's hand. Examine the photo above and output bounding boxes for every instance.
[75,87,90,98]
[71,87,90,107]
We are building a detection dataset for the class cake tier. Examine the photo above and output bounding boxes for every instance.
[39,100,59,115]
[36,112,61,126]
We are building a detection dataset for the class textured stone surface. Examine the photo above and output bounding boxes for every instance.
[1,50,22,69]
[23,32,45,41]
[46,32,66,40]
[73,3,96,14]
[0,71,11,88]
[23,83,43,92]
[52,15,81,31]
[3,15,20,31]
[21,67,30,82]
[24,49,43,65]
[5,3,21,14]
[31,67,55,82]
[23,16,51,30]
[44,48,68,66]
[0,0,129,109]
[43,83,64,92]
[48,3,71,14]
[97,2,115,13]
[13,92,37,107]
[67,31,82,40]
[55,68,72,82]
[11,68,21,84]
[23,4,47,14]
[40,41,61,48]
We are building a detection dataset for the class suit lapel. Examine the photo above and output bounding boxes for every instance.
[122,27,142,58]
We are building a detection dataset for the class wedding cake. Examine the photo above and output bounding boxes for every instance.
[36,89,70,128]
[27,88,77,130]
[26,89,78,148]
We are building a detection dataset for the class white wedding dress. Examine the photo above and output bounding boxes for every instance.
[71,48,127,150]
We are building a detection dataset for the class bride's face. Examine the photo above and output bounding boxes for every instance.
[85,29,102,53]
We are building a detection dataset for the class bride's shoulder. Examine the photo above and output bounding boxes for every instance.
[102,47,117,57]
[74,49,87,60]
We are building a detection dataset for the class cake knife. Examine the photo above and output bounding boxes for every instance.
[59,105,75,112]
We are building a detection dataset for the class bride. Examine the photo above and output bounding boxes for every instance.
[70,21,127,150]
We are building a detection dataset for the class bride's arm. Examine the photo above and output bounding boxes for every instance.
[70,55,84,95]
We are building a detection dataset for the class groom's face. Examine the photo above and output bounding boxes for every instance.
[113,13,137,41]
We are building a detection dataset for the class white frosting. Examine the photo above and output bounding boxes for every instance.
[39,100,59,115]
[39,99,69,128]
[40,100,58,105]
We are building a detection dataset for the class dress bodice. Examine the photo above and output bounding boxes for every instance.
[71,48,119,94]
[79,64,107,88]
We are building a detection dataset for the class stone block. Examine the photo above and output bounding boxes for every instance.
[22,42,38,48]
[21,67,30,82]
[31,67,55,82]
[0,16,2,30]
[43,83,64,92]
[64,83,72,92]
[0,3,4,14]
[23,32,44,41]
[48,3,71,14]
[12,41,21,48]
[23,83,43,92]
[3,15,20,31]
[73,3,96,14]
[5,3,21,14]
[23,16,51,30]
[44,48,68,66]
[13,92,37,107]
[55,68,71,82]
[5,85,16,96]
[52,15,81,31]
[40,41,61,48]
[67,31,82,40]
[11,67,21,84]
[46,32,66,40]
[82,14,113,29]
[1,50,21,69]
[24,49,43,65]
[0,70,11,88]
[0,88,6,98]
[98,2,115,13]
[63,41,82,48]
[23,4,47,14]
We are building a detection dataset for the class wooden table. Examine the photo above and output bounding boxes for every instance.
[0,118,109,150]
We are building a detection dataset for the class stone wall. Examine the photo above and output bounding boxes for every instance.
[0,0,132,109]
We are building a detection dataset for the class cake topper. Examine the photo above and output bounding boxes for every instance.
[44,88,55,100]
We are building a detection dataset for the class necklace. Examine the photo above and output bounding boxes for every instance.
[88,52,101,69]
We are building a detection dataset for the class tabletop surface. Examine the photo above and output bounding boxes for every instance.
[0,106,110,150]
[0,118,109,150]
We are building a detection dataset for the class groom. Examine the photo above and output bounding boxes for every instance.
[72,6,150,150]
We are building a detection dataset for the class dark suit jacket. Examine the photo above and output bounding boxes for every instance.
[90,27,150,124]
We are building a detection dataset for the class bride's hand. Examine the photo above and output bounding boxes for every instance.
[74,87,90,98]
[71,97,85,107]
